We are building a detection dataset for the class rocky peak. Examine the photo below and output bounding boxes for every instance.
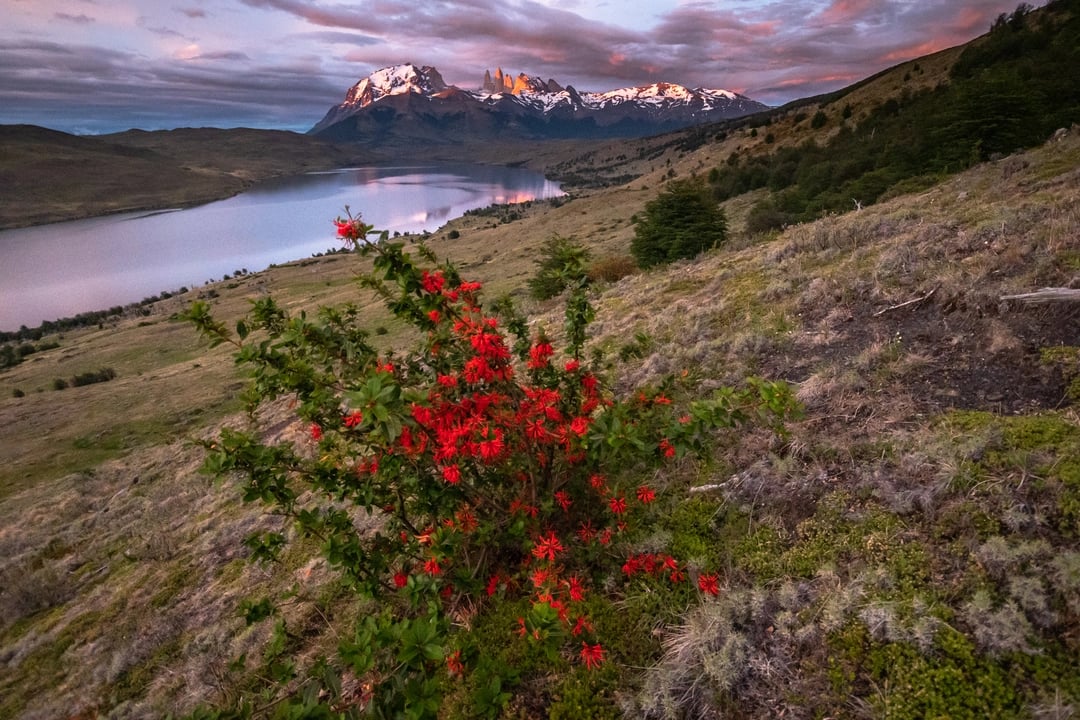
[343,63,447,108]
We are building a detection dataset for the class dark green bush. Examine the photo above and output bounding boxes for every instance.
[631,178,728,268]
[528,235,590,300]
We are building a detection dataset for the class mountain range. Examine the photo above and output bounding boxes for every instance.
[310,63,769,142]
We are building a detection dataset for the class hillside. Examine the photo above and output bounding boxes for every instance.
[2,3,1080,718]
[0,126,374,229]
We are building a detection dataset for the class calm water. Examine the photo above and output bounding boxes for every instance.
[0,164,562,332]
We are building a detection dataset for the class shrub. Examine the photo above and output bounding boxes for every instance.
[631,178,728,268]
[527,234,590,300]
[70,367,117,387]
[183,212,799,718]
[51,378,68,391]
[448,229,460,239]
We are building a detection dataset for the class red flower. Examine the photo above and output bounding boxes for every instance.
[309,423,322,441]
[528,342,554,369]
[636,485,656,504]
[423,558,442,576]
[569,416,590,436]
[343,410,364,428]
[437,373,458,387]
[427,309,441,324]
[554,490,572,512]
[486,574,502,596]
[572,615,593,637]
[456,508,478,533]
[609,496,628,515]
[698,573,720,596]
[441,464,462,485]
[421,270,445,294]
[446,650,465,677]
[577,521,597,543]
[532,531,564,561]
[589,474,607,493]
[566,575,586,602]
[580,642,604,670]
[476,426,504,462]
[659,438,676,458]
[393,572,409,588]
[653,394,671,405]
[530,567,552,588]
[564,359,580,372]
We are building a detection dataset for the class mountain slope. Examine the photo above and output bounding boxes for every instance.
[0,126,372,229]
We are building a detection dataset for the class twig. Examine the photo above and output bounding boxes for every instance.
[1000,287,1080,303]
[872,285,938,317]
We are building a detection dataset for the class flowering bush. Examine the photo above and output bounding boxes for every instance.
[184,212,799,718]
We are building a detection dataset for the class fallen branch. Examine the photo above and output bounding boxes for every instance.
[1000,288,1080,304]
[873,285,938,317]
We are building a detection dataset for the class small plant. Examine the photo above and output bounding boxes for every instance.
[528,234,591,301]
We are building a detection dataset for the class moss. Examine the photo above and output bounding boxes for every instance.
[663,497,742,568]
[548,665,621,720]
[938,411,1080,533]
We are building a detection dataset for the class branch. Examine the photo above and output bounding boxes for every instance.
[1000,288,1080,304]
[872,285,938,317]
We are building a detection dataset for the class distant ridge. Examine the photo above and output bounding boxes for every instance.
[310,63,768,142]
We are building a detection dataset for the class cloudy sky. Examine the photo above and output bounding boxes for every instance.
[1,0,1040,135]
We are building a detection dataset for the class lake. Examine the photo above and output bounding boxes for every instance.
[0,164,563,332]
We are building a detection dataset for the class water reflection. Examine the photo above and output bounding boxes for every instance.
[0,164,562,331]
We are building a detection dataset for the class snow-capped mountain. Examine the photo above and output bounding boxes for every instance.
[310,63,768,142]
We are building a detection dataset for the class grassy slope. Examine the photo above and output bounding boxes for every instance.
[2,40,1080,720]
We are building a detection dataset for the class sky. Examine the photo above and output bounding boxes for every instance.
[1,0,1043,135]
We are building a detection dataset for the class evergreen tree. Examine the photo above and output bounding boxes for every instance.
[631,178,728,268]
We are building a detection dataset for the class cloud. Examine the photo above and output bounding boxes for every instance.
[291,30,381,46]
[54,12,95,24]
[176,6,207,18]
[0,39,343,133]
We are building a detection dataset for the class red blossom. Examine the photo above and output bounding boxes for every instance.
[528,342,554,369]
[421,270,445,294]
[309,423,322,441]
[437,374,458,387]
[572,615,593,637]
[566,575,586,602]
[609,496,628,515]
[486,574,502,596]
[427,309,441,324]
[530,567,552,588]
[393,572,409,588]
[343,410,364,428]
[569,416,590,436]
[455,508,478,533]
[441,464,462,485]
[577,521,597,543]
[532,531,564,561]
[659,438,676,458]
[554,490,572,512]
[636,485,656,504]
[446,650,465,677]
[698,573,720,596]
[564,359,580,372]
[423,558,442,576]
[580,642,604,670]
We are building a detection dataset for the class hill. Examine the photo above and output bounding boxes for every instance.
[0,126,373,229]
[1,2,1079,717]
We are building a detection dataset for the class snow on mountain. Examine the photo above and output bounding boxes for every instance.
[310,64,768,139]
